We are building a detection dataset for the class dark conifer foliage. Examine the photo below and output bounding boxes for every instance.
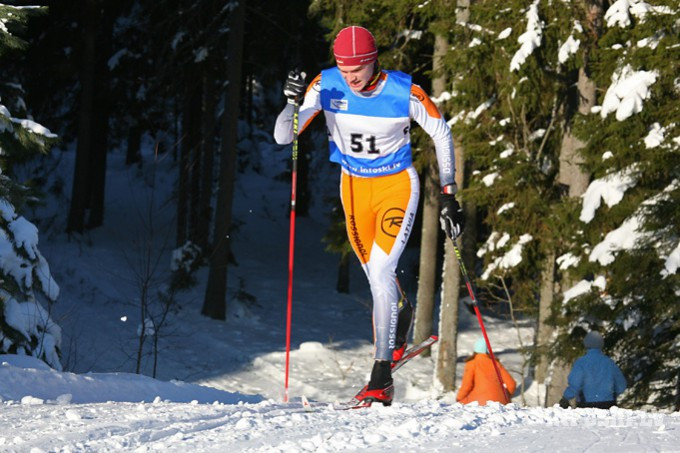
[0,1,62,370]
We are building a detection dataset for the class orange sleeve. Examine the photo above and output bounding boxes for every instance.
[300,73,322,134]
[456,360,475,403]
[306,73,321,95]
[410,84,442,119]
[499,362,517,396]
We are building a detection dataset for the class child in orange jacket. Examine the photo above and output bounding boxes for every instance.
[457,337,516,405]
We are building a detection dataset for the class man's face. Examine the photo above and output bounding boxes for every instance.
[337,62,375,92]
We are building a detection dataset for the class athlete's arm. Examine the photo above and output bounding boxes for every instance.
[409,85,456,188]
[273,73,323,145]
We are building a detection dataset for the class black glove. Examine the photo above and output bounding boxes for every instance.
[559,397,570,409]
[439,193,465,239]
[283,69,307,104]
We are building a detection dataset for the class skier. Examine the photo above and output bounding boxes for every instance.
[559,331,627,409]
[456,337,516,406]
[274,25,464,406]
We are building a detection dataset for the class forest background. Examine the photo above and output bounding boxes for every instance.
[0,0,677,411]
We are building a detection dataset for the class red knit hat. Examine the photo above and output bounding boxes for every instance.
[333,26,378,66]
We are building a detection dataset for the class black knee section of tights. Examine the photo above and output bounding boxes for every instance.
[396,297,414,347]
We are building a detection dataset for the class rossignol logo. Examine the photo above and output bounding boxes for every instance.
[348,214,368,260]
[330,99,348,111]
[388,303,398,348]
[381,208,405,238]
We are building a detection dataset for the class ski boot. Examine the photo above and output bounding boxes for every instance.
[354,360,394,407]
[352,383,394,407]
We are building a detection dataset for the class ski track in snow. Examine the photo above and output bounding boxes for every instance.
[1,400,677,452]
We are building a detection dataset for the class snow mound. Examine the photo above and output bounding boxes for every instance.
[0,354,262,405]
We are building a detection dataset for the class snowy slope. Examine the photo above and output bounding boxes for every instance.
[1,355,678,452]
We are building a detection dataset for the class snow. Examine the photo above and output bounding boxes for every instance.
[600,65,658,121]
[466,97,495,122]
[556,252,580,270]
[589,180,680,269]
[1,370,677,453]
[563,276,606,304]
[0,129,677,450]
[2,296,62,370]
[482,172,499,187]
[0,101,58,138]
[0,4,42,9]
[662,242,680,278]
[604,0,673,28]
[510,1,543,72]
[605,0,639,28]
[580,166,638,223]
[499,147,514,158]
[497,27,512,40]
[558,35,580,64]
[589,214,644,265]
[496,202,515,215]
[469,37,482,48]
[644,122,665,148]
[637,33,663,50]
[481,234,533,280]
[14,118,58,138]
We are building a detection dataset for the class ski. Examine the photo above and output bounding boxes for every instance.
[391,334,438,372]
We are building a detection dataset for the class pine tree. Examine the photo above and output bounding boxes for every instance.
[553,0,679,409]
[0,3,62,370]
[440,0,574,343]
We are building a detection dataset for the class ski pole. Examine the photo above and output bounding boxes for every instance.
[284,100,301,403]
[450,237,511,403]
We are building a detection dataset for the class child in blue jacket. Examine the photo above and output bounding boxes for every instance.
[560,331,627,409]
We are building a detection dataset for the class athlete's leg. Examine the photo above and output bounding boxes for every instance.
[365,167,420,360]
[339,168,420,361]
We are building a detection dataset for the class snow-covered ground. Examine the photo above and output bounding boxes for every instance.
[1,143,678,452]
[1,353,677,452]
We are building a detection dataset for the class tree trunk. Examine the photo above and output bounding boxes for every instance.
[437,238,460,392]
[187,70,204,247]
[434,0,473,391]
[86,0,116,230]
[558,0,600,193]
[198,70,217,252]
[414,23,450,356]
[67,0,97,234]
[414,161,439,354]
[536,250,555,384]
[202,0,246,319]
[177,65,201,247]
[545,360,570,407]
[434,27,464,390]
